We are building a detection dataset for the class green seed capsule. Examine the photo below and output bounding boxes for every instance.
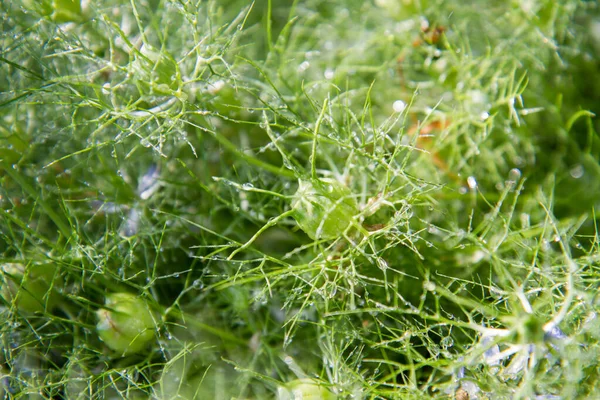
[132,44,180,95]
[0,263,58,314]
[96,292,156,355]
[277,379,335,400]
[22,0,82,23]
[291,178,358,240]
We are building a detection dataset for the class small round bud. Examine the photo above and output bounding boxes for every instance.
[96,292,156,355]
[132,44,180,95]
[22,0,82,23]
[291,178,358,240]
[1,263,58,314]
[277,379,335,400]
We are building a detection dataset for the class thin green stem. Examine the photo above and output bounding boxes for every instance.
[311,98,329,180]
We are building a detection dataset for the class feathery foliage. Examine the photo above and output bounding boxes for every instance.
[1,0,599,398]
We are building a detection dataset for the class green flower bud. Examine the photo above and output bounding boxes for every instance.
[277,379,335,400]
[132,44,180,95]
[96,292,156,355]
[1,263,58,314]
[291,178,358,240]
[22,0,82,23]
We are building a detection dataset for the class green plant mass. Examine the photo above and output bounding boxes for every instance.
[1,0,599,398]
[292,178,358,240]
[1,263,58,314]
[277,379,335,400]
[96,292,156,355]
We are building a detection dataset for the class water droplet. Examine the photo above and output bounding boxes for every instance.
[569,164,584,179]
[441,336,454,349]
[192,279,203,289]
[242,182,254,190]
[467,176,478,189]
[324,68,335,79]
[376,258,389,270]
[298,61,310,72]
[552,234,560,242]
[508,168,522,181]
[393,100,406,113]
[428,225,440,234]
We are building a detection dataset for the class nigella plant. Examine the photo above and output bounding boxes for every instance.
[2,0,599,398]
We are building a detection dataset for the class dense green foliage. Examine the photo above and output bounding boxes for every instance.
[1,0,599,398]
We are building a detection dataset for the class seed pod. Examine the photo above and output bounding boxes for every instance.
[96,292,156,355]
[132,44,180,95]
[277,379,335,400]
[22,0,82,23]
[0,263,58,314]
[291,178,358,240]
